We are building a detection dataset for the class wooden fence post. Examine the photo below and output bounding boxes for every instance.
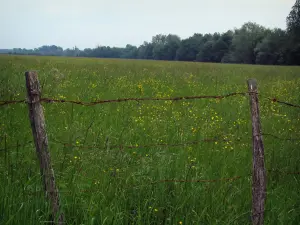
[25,71,64,224]
[247,79,266,225]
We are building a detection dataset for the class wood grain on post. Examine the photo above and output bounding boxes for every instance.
[247,79,266,225]
[25,71,64,224]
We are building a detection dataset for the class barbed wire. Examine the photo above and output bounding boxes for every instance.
[0,141,33,152]
[40,92,248,105]
[51,131,299,152]
[0,92,248,107]
[0,99,25,106]
[267,97,300,109]
[0,131,298,154]
[1,92,300,111]
[150,176,242,184]
[267,169,300,175]
[262,133,300,141]
[19,168,300,197]
[23,175,244,196]
[50,137,232,151]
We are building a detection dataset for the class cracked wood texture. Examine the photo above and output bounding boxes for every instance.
[247,79,266,225]
[25,71,64,224]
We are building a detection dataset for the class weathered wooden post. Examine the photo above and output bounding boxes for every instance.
[247,79,266,225]
[25,71,64,224]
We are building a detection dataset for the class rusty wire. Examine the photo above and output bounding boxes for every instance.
[50,131,300,152]
[39,92,247,105]
[262,133,300,141]
[53,130,300,152]
[1,92,300,110]
[19,168,300,196]
[23,175,243,196]
[267,169,300,175]
[150,176,242,184]
[1,131,297,153]
[267,97,300,109]
[0,99,26,106]
[0,92,247,107]
[0,141,33,152]
[51,137,229,151]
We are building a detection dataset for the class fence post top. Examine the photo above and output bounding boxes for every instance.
[247,79,257,91]
[25,71,41,96]
[25,71,38,76]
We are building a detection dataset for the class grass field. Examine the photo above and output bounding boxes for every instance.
[0,55,300,225]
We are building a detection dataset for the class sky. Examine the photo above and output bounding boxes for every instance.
[0,0,296,49]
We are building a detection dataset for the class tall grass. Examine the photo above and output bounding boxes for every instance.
[0,55,300,224]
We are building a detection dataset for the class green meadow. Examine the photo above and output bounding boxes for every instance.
[0,55,300,225]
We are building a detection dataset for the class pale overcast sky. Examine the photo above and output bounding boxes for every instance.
[0,0,296,49]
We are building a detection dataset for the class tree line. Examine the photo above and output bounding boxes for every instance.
[5,0,300,65]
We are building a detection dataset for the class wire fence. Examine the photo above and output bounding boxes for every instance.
[0,92,247,106]
[0,141,33,152]
[48,133,299,153]
[261,133,300,141]
[1,132,298,152]
[1,131,299,154]
[1,92,300,108]
[1,91,299,156]
[267,97,300,109]
[1,73,300,225]
[20,169,300,197]
[53,137,227,151]
[23,175,244,197]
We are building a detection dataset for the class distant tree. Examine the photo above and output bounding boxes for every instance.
[145,34,180,60]
[212,32,221,41]
[176,34,204,61]
[287,0,300,39]
[197,41,214,62]
[164,34,181,60]
[220,30,234,47]
[151,34,167,60]
[212,39,229,62]
[255,28,287,65]
[286,0,300,65]
[137,42,154,59]
[221,53,235,63]
[231,22,267,64]
[0,49,11,54]
[121,44,138,59]
[79,48,93,57]
[63,46,80,57]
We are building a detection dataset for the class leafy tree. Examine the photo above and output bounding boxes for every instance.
[176,34,204,61]
[137,42,154,59]
[164,34,181,60]
[255,28,287,65]
[287,0,300,39]
[212,39,229,62]
[286,0,300,65]
[151,34,180,60]
[220,30,234,47]
[231,22,267,64]
[121,44,138,59]
[63,46,80,57]
[151,34,167,60]
[79,48,93,57]
[212,32,221,41]
[197,41,214,62]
